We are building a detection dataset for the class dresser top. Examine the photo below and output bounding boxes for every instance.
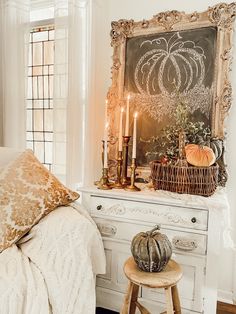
[78,185,228,211]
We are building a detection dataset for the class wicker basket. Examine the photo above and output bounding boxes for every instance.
[150,161,219,197]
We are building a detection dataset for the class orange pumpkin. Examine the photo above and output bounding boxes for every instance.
[185,144,216,167]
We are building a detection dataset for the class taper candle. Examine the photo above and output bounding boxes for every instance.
[132,112,138,159]
[118,107,124,151]
[125,94,130,136]
[104,122,109,168]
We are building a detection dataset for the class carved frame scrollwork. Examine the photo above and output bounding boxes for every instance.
[107,3,236,185]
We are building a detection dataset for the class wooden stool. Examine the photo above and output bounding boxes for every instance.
[121,257,183,314]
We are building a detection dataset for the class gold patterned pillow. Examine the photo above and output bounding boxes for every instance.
[0,149,79,252]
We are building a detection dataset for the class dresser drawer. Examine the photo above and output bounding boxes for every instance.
[90,195,208,231]
[94,218,207,256]
[96,240,130,294]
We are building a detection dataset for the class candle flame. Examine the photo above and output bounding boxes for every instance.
[127,94,131,100]
[134,112,138,118]
[121,107,124,113]
[105,122,109,129]
[105,99,108,104]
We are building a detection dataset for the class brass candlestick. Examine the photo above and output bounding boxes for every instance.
[125,158,141,192]
[122,135,131,185]
[113,151,124,189]
[98,167,112,190]
[95,140,112,188]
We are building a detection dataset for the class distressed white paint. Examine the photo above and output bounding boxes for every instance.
[80,187,226,313]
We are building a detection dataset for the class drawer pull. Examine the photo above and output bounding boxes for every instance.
[191,217,197,223]
[172,236,198,251]
[97,205,102,210]
[97,223,117,237]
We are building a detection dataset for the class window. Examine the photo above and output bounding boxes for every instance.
[26,26,54,170]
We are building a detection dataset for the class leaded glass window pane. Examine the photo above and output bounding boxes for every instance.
[26,26,54,170]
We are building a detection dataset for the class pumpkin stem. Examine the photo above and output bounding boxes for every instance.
[147,225,161,235]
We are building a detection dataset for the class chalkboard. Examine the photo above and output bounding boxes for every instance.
[108,5,235,186]
[124,27,217,166]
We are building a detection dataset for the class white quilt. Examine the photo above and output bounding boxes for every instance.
[0,203,106,314]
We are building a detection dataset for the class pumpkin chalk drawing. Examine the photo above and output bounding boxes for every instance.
[134,32,206,95]
[125,27,217,122]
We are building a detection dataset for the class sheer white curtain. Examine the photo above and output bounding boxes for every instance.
[53,0,92,188]
[0,0,92,188]
[0,0,30,148]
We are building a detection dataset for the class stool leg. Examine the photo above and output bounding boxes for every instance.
[129,282,139,314]
[165,287,174,314]
[121,281,139,314]
[135,301,151,314]
[121,281,132,314]
[171,285,181,314]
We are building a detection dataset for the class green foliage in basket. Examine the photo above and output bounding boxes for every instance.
[158,102,211,159]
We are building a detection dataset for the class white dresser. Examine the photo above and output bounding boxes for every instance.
[80,186,223,314]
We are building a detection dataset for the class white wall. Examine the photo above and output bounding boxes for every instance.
[0,76,3,146]
[91,0,236,303]
[0,103,2,146]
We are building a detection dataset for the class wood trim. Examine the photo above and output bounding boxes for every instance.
[217,301,236,314]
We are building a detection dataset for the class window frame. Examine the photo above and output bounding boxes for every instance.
[26,19,55,170]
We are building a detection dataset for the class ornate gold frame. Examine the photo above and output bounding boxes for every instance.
[107,3,236,185]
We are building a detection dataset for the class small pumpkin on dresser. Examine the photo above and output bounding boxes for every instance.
[131,225,172,272]
[210,139,223,161]
[185,143,216,167]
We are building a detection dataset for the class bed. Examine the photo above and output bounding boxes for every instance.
[0,148,106,314]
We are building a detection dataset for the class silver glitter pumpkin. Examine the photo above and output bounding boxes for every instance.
[131,225,172,272]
